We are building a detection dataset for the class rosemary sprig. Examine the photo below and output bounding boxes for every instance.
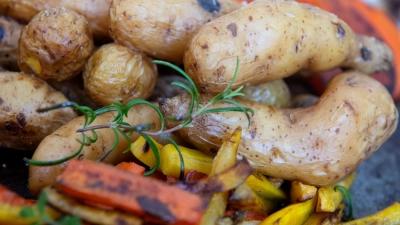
[334,185,354,221]
[25,57,253,179]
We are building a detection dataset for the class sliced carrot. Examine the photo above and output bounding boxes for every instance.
[57,159,207,225]
[115,161,145,175]
[0,185,35,206]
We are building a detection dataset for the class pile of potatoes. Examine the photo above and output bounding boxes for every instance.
[0,0,398,196]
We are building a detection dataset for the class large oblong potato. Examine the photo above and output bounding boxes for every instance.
[0,0,112,42]
[18,6,94,82]
[28,103,163,195]
[159,71,398,186]
[0,72,77,150]
[109,0,241,63]
[83,43,158,106]
[184,0,394,94]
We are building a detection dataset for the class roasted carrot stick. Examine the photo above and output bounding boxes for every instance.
[0,185,35,206]
[115,161,146,175]
[56,159,208,225]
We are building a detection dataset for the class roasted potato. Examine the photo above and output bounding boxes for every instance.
[29,103,163,195]
[109,0,241,63]
[82,43,158,106]
[17,6,94,81]
[184,0,394,94]
[0,16,24,71]
[0,72,77,150]
[159,71,398,186]
[0,0,112,42]
[239,79,291,108]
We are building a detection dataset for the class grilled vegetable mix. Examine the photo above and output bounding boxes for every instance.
[0,0,399,224]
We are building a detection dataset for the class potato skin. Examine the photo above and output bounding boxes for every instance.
[83,43,158,106]
[239,79,291,108]
[0,72,77,150]
[0,0,112,42]
[18,6,94,81]
[0,16,24,71]
[109,0,241,63]
[29,103,163,195]
[184,0,394,94]
[159,71,398,186]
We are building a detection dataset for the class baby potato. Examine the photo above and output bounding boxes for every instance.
[184,0,394,94]
[239,79,291,108]
[159,71,398,186]
[17,6,94,82]
[83,43,158,106]
[109,0,241,63]
[0,0,113,42]
[0,72,77,150]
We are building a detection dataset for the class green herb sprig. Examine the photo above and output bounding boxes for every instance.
[19,191,81,225]
[334,185,354,221]
[24,57,253,179]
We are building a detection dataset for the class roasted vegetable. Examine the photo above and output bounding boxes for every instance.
[259,196,317,225]
[17,6,94,81]
[0,72,77,150]
[0,0,113,42]
[159,71,398,186]
[184,0,394,94]
[0,16,23,71]
[109,0,241,63]
[342,202,400,225]
[290,181,317,203]
[201,126,242,225]
[57,159,208,225]
[83,43,158,106]
[29,103,162,195]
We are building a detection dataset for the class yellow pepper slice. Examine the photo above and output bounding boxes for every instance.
[316,172,356,213]
[341,202,400,225]
[259,196,317,225]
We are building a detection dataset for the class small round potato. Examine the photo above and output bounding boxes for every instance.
[83,43,158,106]
[239,79,291,108]
[109,0,241,63]
[17,6,94,81]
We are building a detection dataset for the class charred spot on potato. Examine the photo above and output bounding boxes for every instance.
[201,44,208,49]
[360,46,372,61]
[4,121,20,133]
[249,16,253,21]
[197,0,221,13]
[0,97,3,106]
[213,66,226,78]
[226,23,237,37]
[137,195,176,222]
[16,113,26,127]
[333,22,345,39]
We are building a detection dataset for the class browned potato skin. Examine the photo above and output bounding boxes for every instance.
[184,0,394,94]
[159,71,398,186]
[0,0,112,42]
[17,7,94,81]
[0,72,78,150]
[83,43,158,106]
[0,16,24,71]
[109,0,241,63]
[29,103,163,195]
